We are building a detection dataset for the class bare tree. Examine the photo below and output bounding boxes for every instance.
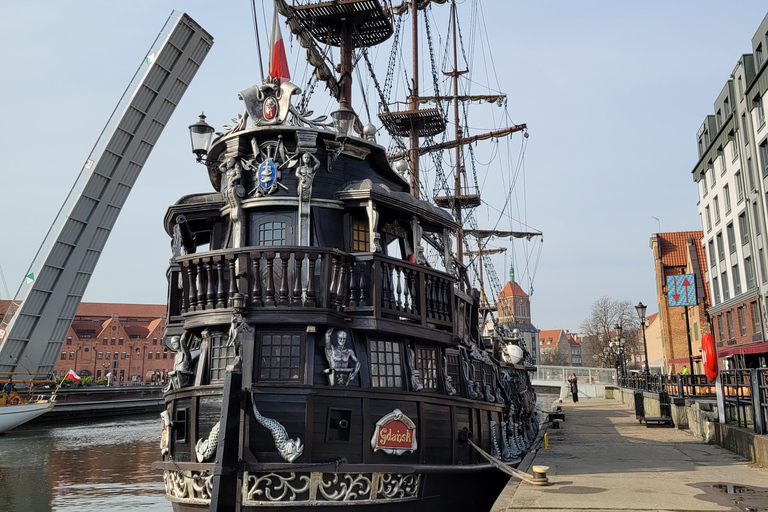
[580,296,640,369]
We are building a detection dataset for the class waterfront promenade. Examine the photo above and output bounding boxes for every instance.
[494,398,768,511]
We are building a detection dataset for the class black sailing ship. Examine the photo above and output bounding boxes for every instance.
[154,1,540,510]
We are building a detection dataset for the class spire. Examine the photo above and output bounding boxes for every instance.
[509,264,515,284]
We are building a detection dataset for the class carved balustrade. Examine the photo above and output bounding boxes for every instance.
[168,247,458,333]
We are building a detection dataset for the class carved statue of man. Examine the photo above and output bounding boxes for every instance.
[221,157,246,247]
[167,331,192,391]
[295,152,320,201]
[324,328,360,386]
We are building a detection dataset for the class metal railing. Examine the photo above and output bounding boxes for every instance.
[532,365,617,385]
[618,373,717,398]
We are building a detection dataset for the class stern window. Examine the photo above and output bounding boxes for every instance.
[416,347,438,390]
[369,340,403,388]
[257,333,302,382]
[352,217,370,251]
[210,333,236,381]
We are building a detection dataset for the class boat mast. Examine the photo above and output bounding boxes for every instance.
[409,0,420,198]
[449,0,466,264]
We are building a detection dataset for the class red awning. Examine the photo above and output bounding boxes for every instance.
[717,340,768,358]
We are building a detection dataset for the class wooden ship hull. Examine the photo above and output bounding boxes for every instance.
[154,2,539,510]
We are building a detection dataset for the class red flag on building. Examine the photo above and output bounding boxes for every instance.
[269,3,290,82]
[64,369,80,382]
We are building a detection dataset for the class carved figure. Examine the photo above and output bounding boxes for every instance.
[323,329,360,386]
[500,421,514,462]
[221,157,246,248]
[195,421,220,462]
[442,354,456,396]
[227,314,251,371]
[490,420,502,459]
[252,401,304,462]
[406,347,423,392]
[167,332,193,391]
[293,152,320,201]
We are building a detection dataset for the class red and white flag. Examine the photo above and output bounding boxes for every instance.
[64,369,80,382]
[269,2,290,82]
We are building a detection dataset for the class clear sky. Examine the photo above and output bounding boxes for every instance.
[1,1,767,332]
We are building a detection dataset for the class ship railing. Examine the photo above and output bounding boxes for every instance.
[169,246,456,332]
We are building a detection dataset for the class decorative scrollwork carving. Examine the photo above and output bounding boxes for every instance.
[243,472,311,502]
[318,473,373,501]
[376,473,420,500]
[163,470,212,503]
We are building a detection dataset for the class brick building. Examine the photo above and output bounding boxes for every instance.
[1,301,171,384]
[497,281,538,363]
[649,232,712,373]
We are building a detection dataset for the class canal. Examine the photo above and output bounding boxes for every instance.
[0,394,559,511]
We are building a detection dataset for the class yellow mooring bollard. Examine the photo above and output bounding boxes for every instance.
[544,433,549,449]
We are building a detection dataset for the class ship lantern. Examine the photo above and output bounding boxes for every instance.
[331,106,356,139]
[188,113,215,162]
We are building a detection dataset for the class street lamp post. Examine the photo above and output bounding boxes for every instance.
[614,323,625,376]
[635,301,650,374]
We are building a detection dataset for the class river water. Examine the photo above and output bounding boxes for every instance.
[0,394,559,511]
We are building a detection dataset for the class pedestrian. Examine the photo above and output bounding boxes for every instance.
[568,373,579,403]
[681,365,690,375]
[3,377,15,394]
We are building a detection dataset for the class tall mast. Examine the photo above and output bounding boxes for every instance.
[449,0,466,263]
[409,0,420,198]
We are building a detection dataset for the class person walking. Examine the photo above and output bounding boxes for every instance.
[681,365,690,375]
[568,373,579,403]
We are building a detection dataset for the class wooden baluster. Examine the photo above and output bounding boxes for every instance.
[441,280,450,320]
[348,261,357,308]
[278,252,291,306]
[205,259,216,309]
[402,268,411,314]
[395,266,403,311]
[306,253,318,307]
[426,274,435,318]
[329,257,340,306]
[264,252,276,307]
[216,257,226,308]
[358,261,367,307]
[293,251,304,306]
[187,261,198,312]
[227,256,237,307]
[251,251,263,307]
[335,260,348,310]
[409,269,418,315]
[437,279,446,321]
[381,261,390,310]
[196,260,207,310]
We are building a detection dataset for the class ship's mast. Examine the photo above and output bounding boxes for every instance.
[449,0,467,263]
[409,0,420,198]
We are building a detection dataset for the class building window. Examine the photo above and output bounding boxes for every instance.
[416,347,438,390]
[111,338,116,346]
[738,76,744,99]
[745,257,756,289]
[756,95,766,129]
[105,352,110,360]
[66,338,72,346]
[739,213,749,244]
[760,141,768,177]
[712,276,721,304]
[727,223,736,254]
[721,272,730,300]
[733,264,742,295]
[118,338,123,346]
[762,249,768,283]
[754,202,762,235]
[121,352,126,359]
[60,352,66,360]
[156,351,160,359]
[148,352,152,360]
[751,301,761,334]
[369,339,403,388]
[257,333,301,382]
[738,307,747,336]
[103,339,108,346]
[733,136,740,161]
[726,311,734,339]
[259,221,287,246]
[718,315,724,342]
[352,217,370,251]
[163,352,168,359]
[710,167,716,188]
[716,233,725,261]
[714,196,721,224]
[153,338,158,345]
[735,171,744,202]
[708,240,716,267]
[705,206,712,232]
[743,114,750,144]
[97,352,103,360]
[748,158,755,189]
[716,109,722,129]
[113,352,118,361]
[701,177,708,198]
[724,185,731,214]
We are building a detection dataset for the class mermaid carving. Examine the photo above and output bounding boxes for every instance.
[252,399,304,463]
